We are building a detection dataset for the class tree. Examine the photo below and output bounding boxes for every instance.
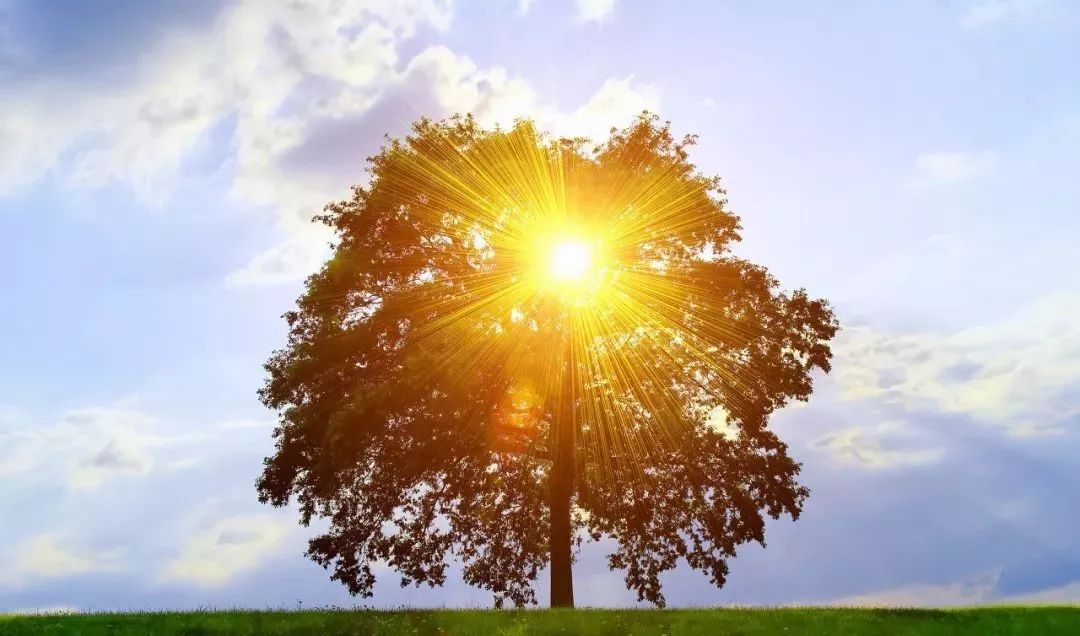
[257,113,839,608]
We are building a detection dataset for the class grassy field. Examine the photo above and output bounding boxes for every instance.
[2,607,1079,635]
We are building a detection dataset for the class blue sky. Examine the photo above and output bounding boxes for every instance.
[1,0,1078,611]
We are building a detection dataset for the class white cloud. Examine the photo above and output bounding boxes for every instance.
[556,76,659,140]
[575,0,617,24]
[961,0,1059,27]
[0,0,658,287]
[223,61,656,285]
[704,406,740,440]
[518,0,538,14]
[834,293,1080,436]
[909,150,994,188]
[160,515,291,587]
[0,0,656,287]
[0,0,449,263]
[812,426,943,469]
[224,238,331,288]
[0,401,211,490]
[0,534,121,588]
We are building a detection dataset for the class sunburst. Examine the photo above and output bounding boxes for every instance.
[361,116,750,478]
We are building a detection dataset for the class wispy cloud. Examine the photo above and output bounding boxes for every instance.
[812,426,943,469]
[575,0,617,24]
[160,515,291,587]
[833,293,1080,436]
[825,570,1001,606]
[909,150,994,188]
[0,534,122,588]
[961,0,1058,28]
[0,401,215,490]
[824,569,1080,606]
[1005,580,1080,604]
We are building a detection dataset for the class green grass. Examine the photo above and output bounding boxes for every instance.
[1,607,1078,635]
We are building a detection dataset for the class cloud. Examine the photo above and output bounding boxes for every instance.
[0,534,122,588]
[224,59,656,285]
[824,569,1080,606]
[0,0,451,261]
[909,150,994,188]
[517,0,538,14]
[704,406,741,440]
[812,426,943,469]
[0,401,211,490]
[575,0,617,24]
[224,239,330,288]
[0,0,658,288]
[557,76,659,139]
[961,0,1058,27]
[825,570,1000,606]
[160,515,291,586]
[2,0,656,287]
[833,293,1080,436]
[1004,581,1080,604]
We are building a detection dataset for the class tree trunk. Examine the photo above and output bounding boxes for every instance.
[549,346,576,608]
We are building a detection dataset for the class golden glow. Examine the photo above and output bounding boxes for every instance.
[548,239,592,282]
[515,219,613,305]
[379,119,742,476]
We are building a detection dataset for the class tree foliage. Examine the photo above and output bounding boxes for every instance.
[257,113,839,607]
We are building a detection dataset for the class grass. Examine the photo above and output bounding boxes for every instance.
[1,607,1079,635]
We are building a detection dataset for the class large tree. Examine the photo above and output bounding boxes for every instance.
[257,113,838,608]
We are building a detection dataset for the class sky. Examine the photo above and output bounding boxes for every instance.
[1,0,1079,612]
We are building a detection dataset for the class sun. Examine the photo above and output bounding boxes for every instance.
[548,239,593,282]
[522,225,611,305]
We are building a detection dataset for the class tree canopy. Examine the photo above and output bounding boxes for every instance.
[257,112,839,608]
